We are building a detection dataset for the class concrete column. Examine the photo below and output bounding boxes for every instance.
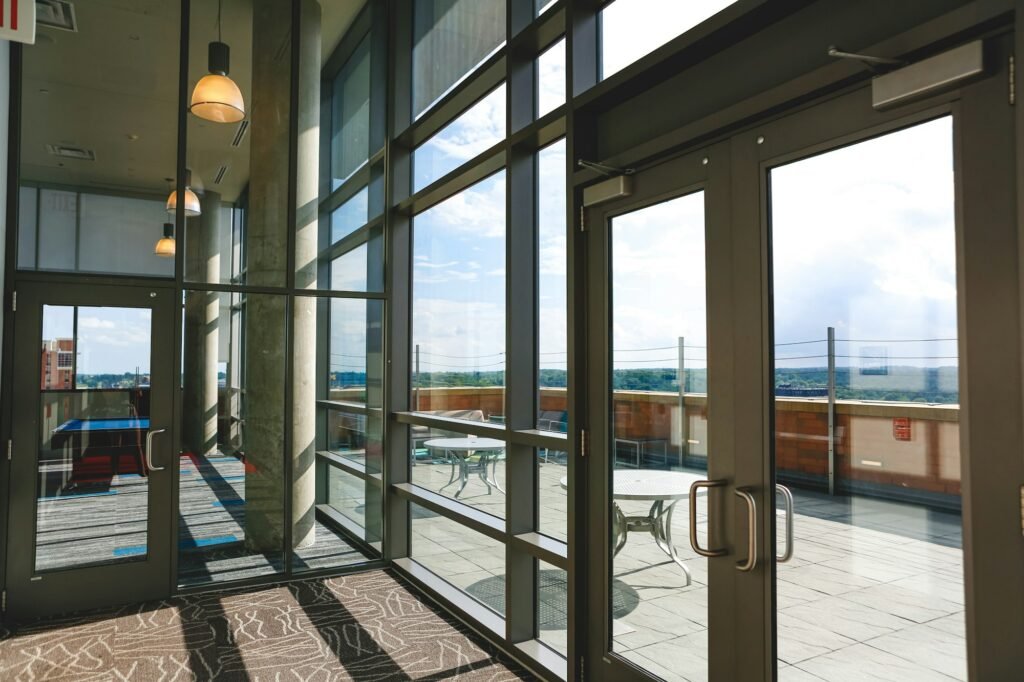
[182,192,221,457]
[244,0,319,551]
[291,0,321,550]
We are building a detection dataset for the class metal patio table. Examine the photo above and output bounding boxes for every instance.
[424,437,506,498]
[561,469,704,585]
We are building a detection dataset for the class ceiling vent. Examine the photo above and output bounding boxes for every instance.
[46,144,95,161]
[213,165,229,185]
[231,120,249,148]
[36,1,78,32]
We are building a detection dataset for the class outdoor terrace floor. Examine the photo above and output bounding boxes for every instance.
[408,455,966,682]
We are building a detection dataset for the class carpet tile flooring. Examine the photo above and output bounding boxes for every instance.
[0,569,532,681]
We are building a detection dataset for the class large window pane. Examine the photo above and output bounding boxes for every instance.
[538,140,567,431]
[538,561,568,657]
[537,39,566,119]
[410,503,506,616]
[330,187,370,244]
[412,0,506,117]
[179,292,287,586]
[771,117,965,679]
[414,85,506,193]
[17,188,174,277]
[411,427,506,519]
[412,172,506,420]
[538,448,567,542]
[331,34,372,190]
[601,0,736,78]
[294,296,384,570]
[185,0,289,288]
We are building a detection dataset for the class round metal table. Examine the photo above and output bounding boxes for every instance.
[561,470,704,585]
[424,437,506,498]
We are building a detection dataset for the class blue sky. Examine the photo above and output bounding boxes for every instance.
[407,112,957,383]
[42,305,152,376]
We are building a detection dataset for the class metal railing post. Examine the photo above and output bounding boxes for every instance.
[827,326,836,495]
[678,336,687,466]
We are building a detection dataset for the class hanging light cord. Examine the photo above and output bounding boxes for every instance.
[217,0,222,42]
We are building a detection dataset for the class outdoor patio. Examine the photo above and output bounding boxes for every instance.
[406,455,966,682]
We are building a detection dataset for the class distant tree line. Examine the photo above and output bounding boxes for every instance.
[75,372,150,389]
[399,366,959,405]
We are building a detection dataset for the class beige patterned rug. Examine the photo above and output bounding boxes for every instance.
[0,569,534,681]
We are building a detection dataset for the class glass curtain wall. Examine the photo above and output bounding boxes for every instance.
[383,0,571,673]
[178,0,383,586]
[305,2,388,568]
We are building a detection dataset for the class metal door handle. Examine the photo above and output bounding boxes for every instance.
[776,484,794,563]
[688,479,727,557]
[145,429,167,472]
[735,487,758,572]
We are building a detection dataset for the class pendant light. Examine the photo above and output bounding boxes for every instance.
[154,223,176,257]
[189,0,245,124]
[166,170,202,217]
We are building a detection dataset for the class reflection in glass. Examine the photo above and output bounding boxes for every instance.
[330,243,370,292]
[414,85,506,192]
[412,172,506,420]
[538,448,568,542]
[538,560,568,657]
[601,0,736,78]
[295,296,383,569]
[411,427,506,519]
[607,192,709,680]
[771,118,965,679]
[537,39,566,119]
[178,292,288,585]
[36,305,153,572]
[331,186,370,244]
[411,502,506,615]
[331,34,371,190]
[412,0,505,116]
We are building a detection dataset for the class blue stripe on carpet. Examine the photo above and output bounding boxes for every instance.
[179,534,238,549]
[113,545,147,557]
[42,490,118,500]
[212,499,245,507]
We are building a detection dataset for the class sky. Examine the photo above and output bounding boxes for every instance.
[410,114,958,378]
[42,305,152,376]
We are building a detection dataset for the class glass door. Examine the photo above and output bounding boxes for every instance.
[747,36,1021,682]
[584,144,755,680]
[6,283,175,619]
[583,35,1022,682]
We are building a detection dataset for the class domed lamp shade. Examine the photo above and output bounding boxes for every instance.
[166,186,201,216]
[166,170,202,217]
[190,40,245,123]
[154,223,176,258]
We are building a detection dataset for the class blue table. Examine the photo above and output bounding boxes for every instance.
[52,418,150,476]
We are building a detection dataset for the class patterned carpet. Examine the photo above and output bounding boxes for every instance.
[0,570,533,681]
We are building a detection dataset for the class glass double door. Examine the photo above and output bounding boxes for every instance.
[6,283,175,619]
[583,39,1021,681]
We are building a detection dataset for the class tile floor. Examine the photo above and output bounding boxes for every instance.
[408,457,967,682]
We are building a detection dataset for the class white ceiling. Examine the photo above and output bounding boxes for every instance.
[21,0,365,204]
